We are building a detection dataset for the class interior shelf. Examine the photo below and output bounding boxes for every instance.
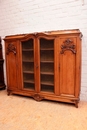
[41,81,54,86]
[24,80,34,84]
[40,48,54,51]
[40,72,54,75]
[23,71,34,74]
[40,61,54,63]
[22,49,33,51]
[22,60,34,62]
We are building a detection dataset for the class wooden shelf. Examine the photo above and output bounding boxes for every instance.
[24,80,34,84]
[23,71,34,74]
[40,48,54,51]
[40,61,54,63]
[41,81,54,86]
[40,72,54,75]
[23,60,34,62]
[22,49,33,51]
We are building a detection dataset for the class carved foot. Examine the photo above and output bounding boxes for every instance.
[71,99,79,108]
[7,90,11,96]
[75,101,78,108]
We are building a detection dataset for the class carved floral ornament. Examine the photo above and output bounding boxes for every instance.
[60,39,76,54]
[32,94,44,101]
[6,43,16,55]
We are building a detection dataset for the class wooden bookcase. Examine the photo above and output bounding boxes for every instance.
[4,29,82,107]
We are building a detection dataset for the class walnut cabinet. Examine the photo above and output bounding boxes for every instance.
[4,29,82,107]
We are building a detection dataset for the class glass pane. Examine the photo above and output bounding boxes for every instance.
[23,62,34,72]
[22,39,35,90]
[40,38,54,93]
[40,63,54,73]
[22,39,33,49]
[22,51,34,61]
[40,50,54,62]
[24,82,34,90]
[41,84,54,92]
[41,74,54,85]
[40,38,54,49]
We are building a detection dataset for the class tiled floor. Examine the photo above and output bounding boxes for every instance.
[0,90,87,130]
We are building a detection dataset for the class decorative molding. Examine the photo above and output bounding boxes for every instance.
[60,39,76,54]
[32,94,44,101]
[6,43,16,55]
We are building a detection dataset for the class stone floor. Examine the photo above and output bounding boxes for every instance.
[0,90,87,130]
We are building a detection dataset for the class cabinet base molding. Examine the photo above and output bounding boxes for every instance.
[7,89,79,107]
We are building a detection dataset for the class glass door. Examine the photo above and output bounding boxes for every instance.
[22,39,35,90]
[40,38,54,93]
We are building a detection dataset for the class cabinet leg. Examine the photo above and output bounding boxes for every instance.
[7,90,11,96]
[75,101,78,108]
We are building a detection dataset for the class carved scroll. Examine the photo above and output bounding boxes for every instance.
[60,39,76,54]
[6,43,16,55]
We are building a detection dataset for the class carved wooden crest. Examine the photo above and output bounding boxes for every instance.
[60,39,76,54]
[6,43,16,55]
[32,94,44,101]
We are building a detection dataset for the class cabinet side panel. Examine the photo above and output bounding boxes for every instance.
[59,37,77,97]
[5,42,18,89]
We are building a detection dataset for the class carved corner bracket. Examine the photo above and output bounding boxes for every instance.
[6,43,16,55]
[32,94,44,101]
[60,39,76,54]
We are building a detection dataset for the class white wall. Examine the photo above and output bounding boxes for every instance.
[0,0,87,101]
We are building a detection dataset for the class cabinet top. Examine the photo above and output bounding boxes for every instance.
[4,29,82,41]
